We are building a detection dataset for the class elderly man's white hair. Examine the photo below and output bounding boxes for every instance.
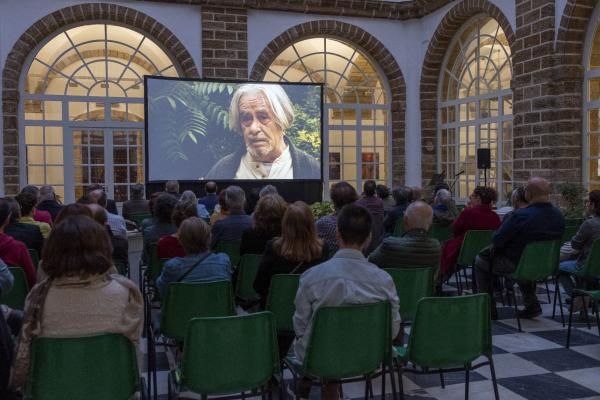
[434,188,452,205]
[229,84,295,133]
[404,200,433,231]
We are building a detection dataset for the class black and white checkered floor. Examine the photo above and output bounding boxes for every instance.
[141,283,600,400]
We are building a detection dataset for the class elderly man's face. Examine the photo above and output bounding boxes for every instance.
[238,92,285,162]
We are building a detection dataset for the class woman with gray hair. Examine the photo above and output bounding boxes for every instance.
[180,190,210,220]
[206,84,320,180]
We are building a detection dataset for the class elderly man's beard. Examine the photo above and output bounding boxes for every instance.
[246,142,274,161]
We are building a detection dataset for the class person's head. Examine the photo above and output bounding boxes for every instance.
[587,190,600,216]
[172,200,198,228]
[155,194,178,224]
[511,187,528,209]
[259,184,278,198]
[130,183,145,200]
[39,185,57,202]
[274,201,322,262]
[20,185,40,201]
[223,185,246,213]
[15,191,37,217]
[0,198,11,229]
[178,217,211,255]
[403,201,434,231]
[525,177,552,204]
[470,186,498,206]
[148,192,162,216]
[336,204,372,249]
[4,197,20,224]
[87,203,108,225]
[42,215,112,279]
[410,187,423,202]
[434,189,452,206]
[330,181,359,211]
[433,183,451,197]
[392,186,412,207]
[217,190,229,213]
[165,180,179,194]
[88,188,108,208]
[363,180,376,197]
[253,194,287,236]
[205,181,217,194]
[376,184,390,200]
[54,203,93,225]
[180,190,198,205]
[229,84,294,163]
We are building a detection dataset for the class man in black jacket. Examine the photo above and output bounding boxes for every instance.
[36,185,63,221]
[3,197,43,255]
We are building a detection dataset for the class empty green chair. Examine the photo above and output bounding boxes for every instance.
[454,230,494,294]
[236,253,261,303]
[214,240,242,266]
[393,218,404,237]
[265,274,301,333]
[428,224,453,243]
[25,333,140,400]
[385,267,433,323]
[562,225,579,243]
[1,267,29,310]
[178,312,280,398]
[130,212,152,228]
[28,249,40,270]
[395,294,499,400]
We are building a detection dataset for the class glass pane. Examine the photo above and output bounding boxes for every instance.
[590,78,600,101]
[24,100,43,120]
[590,24,600,70]
[69,102,88,121]
[25,126,43,145]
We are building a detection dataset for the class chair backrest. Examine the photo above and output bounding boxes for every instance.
[562,225,579,243]
[0,267,29,310]
[392,218,404,237]
[214,240,242,266]
[512,240,561,281]
[182,312,279,395]
[130,212,152,227]
[407,294,491,368]
[161,280,235,342]
[236,254,261,301]
[25,333,138,400]
[303,302,391,380]
[456,230,495,266]
[565,218,583,227]
[28,249,40,270]
[265,274,301,332]
[145,244,162,282]
[428,224,453,242]
[384,267,433,322]
[578,239,600,279]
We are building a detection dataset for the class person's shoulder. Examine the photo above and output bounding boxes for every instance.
[206,151,241,178]
[164,256,185,268]
[207,252,230,264]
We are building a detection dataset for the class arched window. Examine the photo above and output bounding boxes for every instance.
[585,6,600,190]
[439,16,512,201]
[262,38,391,193]
[21,23,180,202]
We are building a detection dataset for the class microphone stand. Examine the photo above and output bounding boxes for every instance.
[450,171,464,193]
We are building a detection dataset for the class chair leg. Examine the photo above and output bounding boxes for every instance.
[455,270,463,296]
[594,300,600,338]
[488,356,500,400]
[464,364,470,400]
[545,281,551,304]
[552,280,558,320]
[556,280,565,326]
[567,294,575,348]
[512,288,522,332]
[388,358,398,400]
[396,361,405,400]
[382,364,386,400]
[582,296,592,330]
[439,370,445,389]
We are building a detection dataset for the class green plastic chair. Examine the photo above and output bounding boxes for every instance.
[284,302,397,399]
[28,248,40,270]
[454,230,494,294]
[214,240,242,266]
[564,218,583,227]
[395,294,499,400]
[25,333,140,400]
[428,224,453,243]
[179,312,280,398]
[562,225,579,243]
[130,212,152,228]
[1,267,29,310]
[385,268,433,323]
[393,218,404,237]
[265,274,301,332]
[236,253,261,303]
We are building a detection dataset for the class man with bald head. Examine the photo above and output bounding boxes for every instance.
[475,177,564,319]
[369,200,441,275]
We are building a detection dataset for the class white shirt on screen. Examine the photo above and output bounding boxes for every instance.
[234,145,293,179]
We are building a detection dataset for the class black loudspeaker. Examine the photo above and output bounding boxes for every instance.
[477,148,491,169]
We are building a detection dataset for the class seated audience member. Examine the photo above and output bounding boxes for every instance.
[253,201,326,302]
[88,189,127,238]
[88,203,129,271]
[410,186,423,202]
[356,180,385,253]
[292,204,400,399]
[245,187,261,215]
[432,189,455,226]
[259,184,278,198]
[432,183,459,217]
[209,190,229,225]
[240,194,287,255]
[157,200,197,259]
[376,184,396,213]
[4,197,43,256]
[156,217,231,298]
[440,186,501,283]
[16,192,51,240]
[500,187,529,221]
[9,215,143,392]
[122,183,150,221]
[316,181,358,256]
[87,184,118,215]
[383,186,412,235]
[180,190,209,220]
[53,203,94,225]
[0,258,13,298]
[140,192,162,232]
[198,181,219,214]
[475,177,564,318]
[0,304,14,400]
[165,180,181,199]
[143,194,178,260]
[36,185,62,221]
[369,201,441,274]
[211,186,252,248]
[20,186,52,226]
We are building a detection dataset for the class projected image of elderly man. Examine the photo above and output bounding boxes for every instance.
[207,84,320,179]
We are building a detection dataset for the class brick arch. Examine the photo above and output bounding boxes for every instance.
[1,3,199,195]
[419,0,516,186]
[249,20,407,186]
[556,0,597,67]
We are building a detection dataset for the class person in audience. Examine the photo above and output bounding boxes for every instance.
[356,180,384,217]
[122,183,150,221]
[36,185,62,221]
[143,194,178,260]
[245,187,261,215]
[20,186,52,226]
[383,186,412,235]
[53,203,94,225]
[15,191,51,239]
[0,300,15,400]
[88,189,127,238]
[240,194,287,255]
[209,190,229,225]
[211,185,252,248]
[474,177,565,318]
[410,186,423,202]
[9,215,143,392]
[156,217,232,298]
[87,184,118,215]
[440,186,501,284]
[376,184,396,213]
[88,203,129,271]
[292,204,400,399]
[165,180,181,199]
[431,183,459,217]
[198,181,219,214]
[180,190,209,220]
[4,197,43,256]
[259,184,278,198]
[140,192,162,232]
[499,186,529,221]
[157,200,197,259]
[0,259,13,299]
[369,201,441,275]
[432,189,456,226]
[316,181,358,256]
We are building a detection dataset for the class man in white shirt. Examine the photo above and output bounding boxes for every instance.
[88,189,127,239]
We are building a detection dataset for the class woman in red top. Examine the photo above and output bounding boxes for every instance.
[0,198,35,287]
[440,186,501,283]
[157,200,197,259]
